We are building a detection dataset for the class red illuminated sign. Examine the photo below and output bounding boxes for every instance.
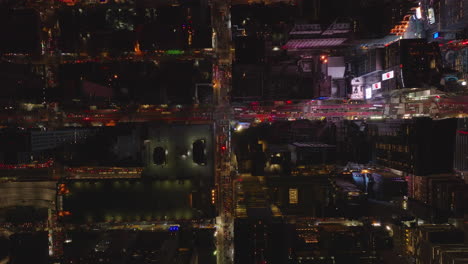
[372,82,381,90]
[59,0,76,5]
[382,71,394,81]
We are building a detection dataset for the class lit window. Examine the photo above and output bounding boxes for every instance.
[289,188,298,204]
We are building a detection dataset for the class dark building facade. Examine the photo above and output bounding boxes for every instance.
[288,142,336,166]
[234,218,288,264]
[368,118,458,176]
[0,128,93,165]
[266,174,334,217]
[335,120,371,164]
[383,39,442,90]
[0,8,41,55]
[454,118,468,177]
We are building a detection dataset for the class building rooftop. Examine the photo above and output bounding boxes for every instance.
[290,142,336,148]
[283,38,348,50]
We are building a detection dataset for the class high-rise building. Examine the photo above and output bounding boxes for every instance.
[368,118,458,176]
[421,0,468,84]
[266,173,334,217]
[0,128,94,165]
[230,2,298,100]
[454,118,468,180]
[234,218,288,264]
[350,39,443,100]
[412,225,467,264]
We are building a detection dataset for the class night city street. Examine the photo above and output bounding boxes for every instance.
[0,0,467,264]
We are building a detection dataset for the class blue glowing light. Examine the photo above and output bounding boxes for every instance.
[169,226,180,231]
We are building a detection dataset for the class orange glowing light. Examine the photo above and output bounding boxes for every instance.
[134,41,142,55]
[105,120,116,127]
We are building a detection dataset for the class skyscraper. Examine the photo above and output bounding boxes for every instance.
[454,118,468,181]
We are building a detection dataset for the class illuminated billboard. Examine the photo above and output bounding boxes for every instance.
[382,71,394,81]
[428,8,436,24]
[372,82,381,90]
[289,188,298,204]
[351,77,364,99]
[365,87,372,99]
